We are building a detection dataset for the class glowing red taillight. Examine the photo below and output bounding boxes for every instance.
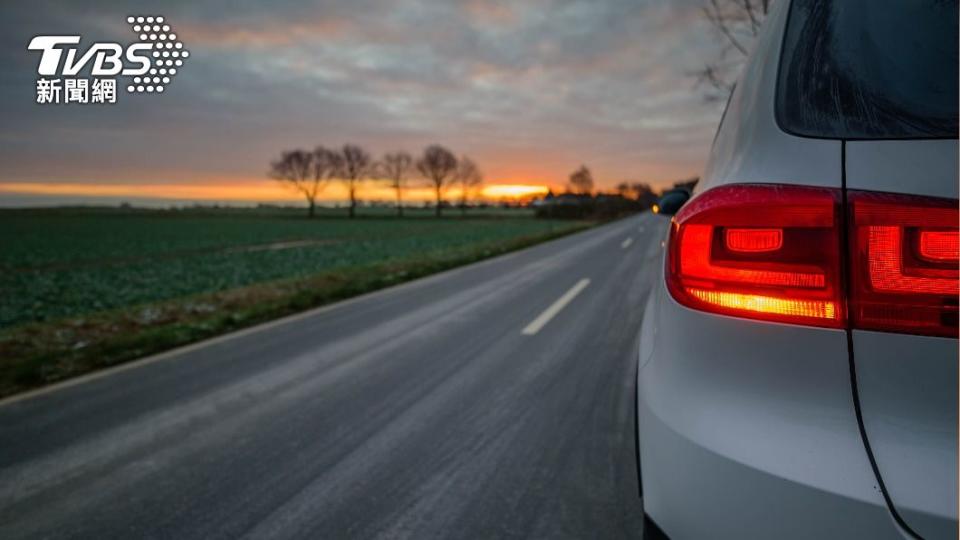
[918,231,959,263]
[666,184,844,328]
[667,184,959,338]
[849,191,958,337]
[725,228,784,253]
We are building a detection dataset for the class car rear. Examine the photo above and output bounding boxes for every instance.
[637,0,958,538]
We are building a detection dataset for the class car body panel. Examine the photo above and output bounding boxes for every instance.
[637,276,904,539]
[846,139,959,200]
[851,331,958,540]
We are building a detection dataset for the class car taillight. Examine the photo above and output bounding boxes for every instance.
[666,184,959,338]
[666,184,844,328]
[848,191,959,338]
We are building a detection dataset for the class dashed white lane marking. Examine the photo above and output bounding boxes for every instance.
[521,278,591,336]
[621,237,634,249]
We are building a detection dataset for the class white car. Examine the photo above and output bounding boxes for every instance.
[636,0,958,538]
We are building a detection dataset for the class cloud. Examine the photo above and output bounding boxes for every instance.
[0,0,728,202]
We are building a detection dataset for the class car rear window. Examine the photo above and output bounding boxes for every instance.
[777,0,959,139]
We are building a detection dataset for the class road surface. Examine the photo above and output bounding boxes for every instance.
[0,214,668,539]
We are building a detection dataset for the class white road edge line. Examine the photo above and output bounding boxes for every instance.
[521,278,591,336]
[621,237,634,249]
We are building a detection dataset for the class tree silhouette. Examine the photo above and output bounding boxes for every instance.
[417,145,458,217]
[270,149,320,218]
[339,144,373,219]
[378,152,414,217]
[694,0,770,101]
[568,165,594,195]
[455,156,484,217]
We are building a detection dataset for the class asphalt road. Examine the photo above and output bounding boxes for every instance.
[0,213,668,540]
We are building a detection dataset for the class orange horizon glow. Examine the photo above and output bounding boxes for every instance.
[481,184,549,199]
[0,181,554,204]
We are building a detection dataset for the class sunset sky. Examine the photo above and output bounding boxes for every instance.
[0,0,726,207]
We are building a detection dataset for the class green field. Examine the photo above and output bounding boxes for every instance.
[0,206,591,396]
[1,207,553,327]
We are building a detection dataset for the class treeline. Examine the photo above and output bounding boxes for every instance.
[534,165,697,220]
[269,144,483,218]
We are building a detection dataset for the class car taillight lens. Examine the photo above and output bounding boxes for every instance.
[667,184,959,338]
[848,191,959,337]
[666,184,844,328]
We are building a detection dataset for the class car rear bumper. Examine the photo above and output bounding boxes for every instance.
[636,279,909,539]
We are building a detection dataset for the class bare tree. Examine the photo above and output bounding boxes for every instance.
[270,149,319,218]
[339,144,373,219]
[416,145,458,217]
[616,182,630,197]
[455,156,484,217]
[318,144,344,174]
[313,144,343,206]
[695,0,771,101]
[378,152,414,218]
[568,165,594,196]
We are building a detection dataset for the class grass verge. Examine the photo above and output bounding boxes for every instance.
[0,223,592,399]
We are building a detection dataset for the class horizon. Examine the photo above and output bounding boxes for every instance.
[0,180,556,208]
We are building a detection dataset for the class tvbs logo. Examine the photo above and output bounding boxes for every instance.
[28,16,189,105]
